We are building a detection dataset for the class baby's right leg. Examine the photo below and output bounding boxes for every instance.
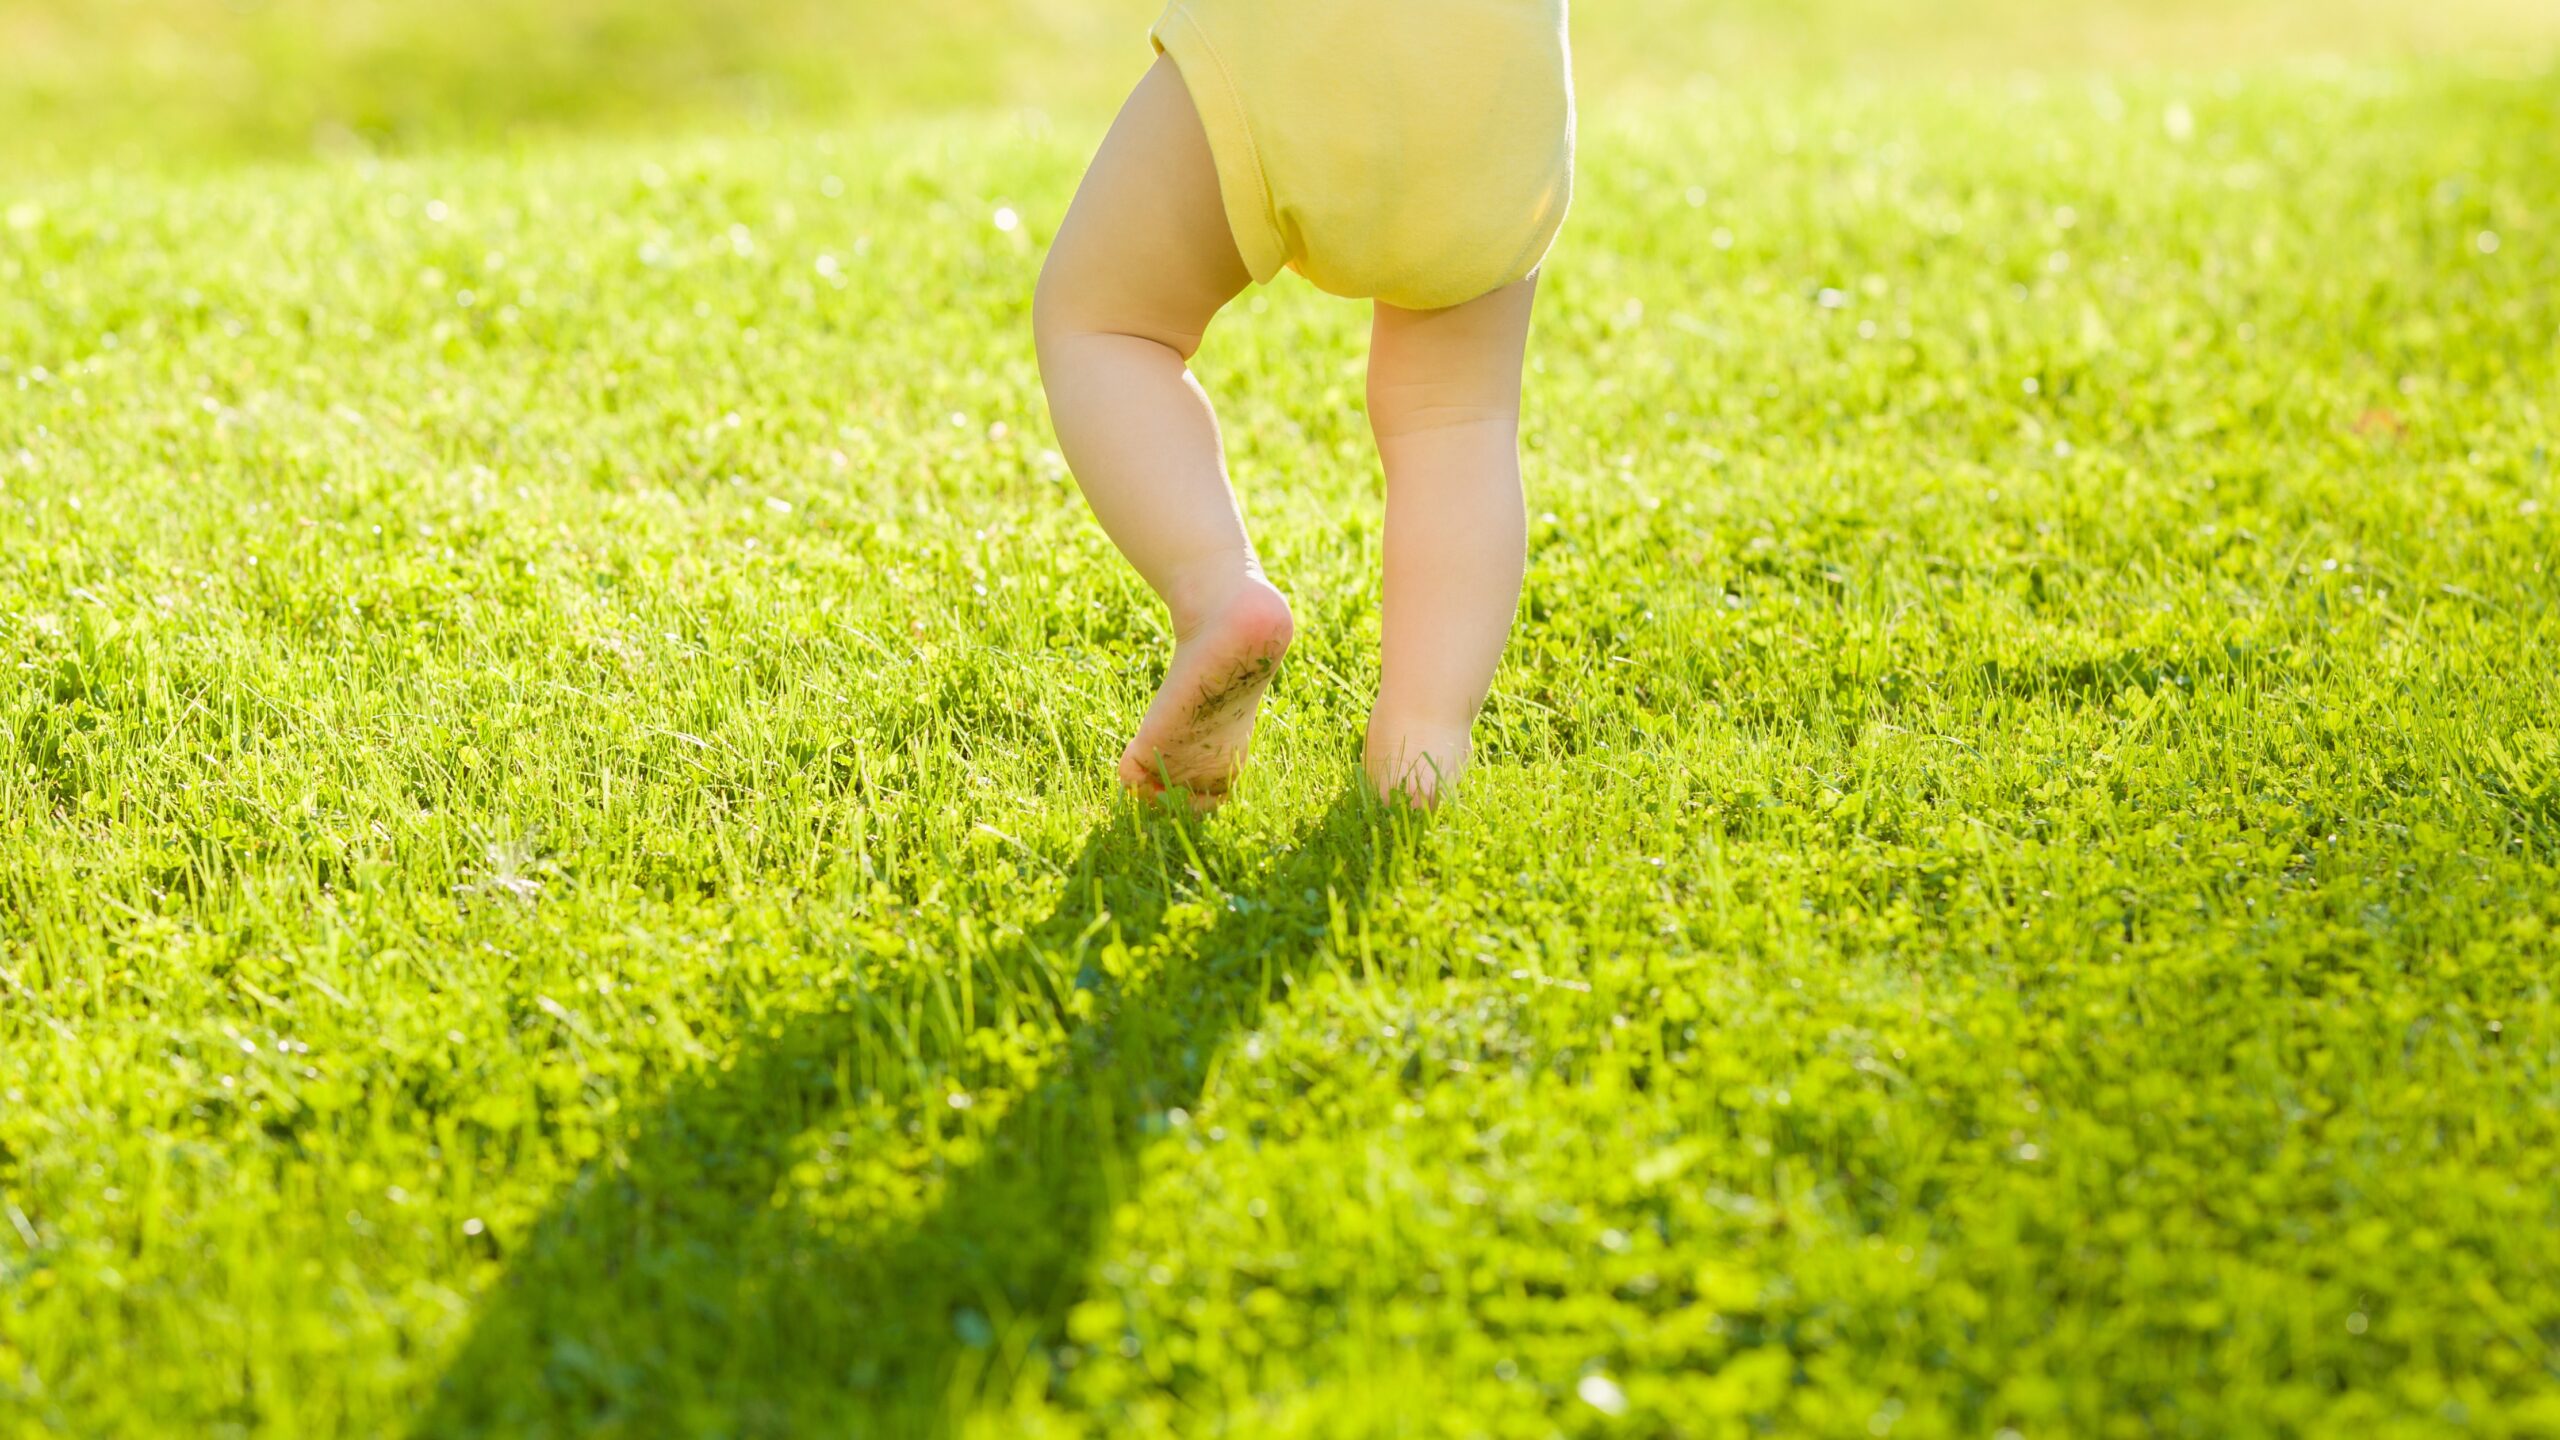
[1035,57,1294,810]
[1363,278,1539,807]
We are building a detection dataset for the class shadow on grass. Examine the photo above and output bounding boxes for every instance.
[418,784,1404,1437]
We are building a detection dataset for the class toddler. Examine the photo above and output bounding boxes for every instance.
[1034,0,1574,809]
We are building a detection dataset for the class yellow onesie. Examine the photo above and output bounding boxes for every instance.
[1150,0,1574,313]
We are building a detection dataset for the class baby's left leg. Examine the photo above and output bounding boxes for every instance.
[1034,57,1294,810]
[1363,278,1539,807]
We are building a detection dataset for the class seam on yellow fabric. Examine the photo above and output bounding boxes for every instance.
[1166,6,1284,276]
[1491,143,1575,299]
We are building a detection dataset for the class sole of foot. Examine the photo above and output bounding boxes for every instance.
[1363,722,1473,811]
[1118,576,1296,812]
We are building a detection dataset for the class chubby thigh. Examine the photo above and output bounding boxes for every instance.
[1035,54,1249,358]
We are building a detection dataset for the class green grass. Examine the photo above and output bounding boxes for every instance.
[9,0,2560,173]
[4,2,2560,1436]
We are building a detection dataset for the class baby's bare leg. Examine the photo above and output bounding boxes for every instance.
[1364,278,1538,807]
[1034,56,1292,810]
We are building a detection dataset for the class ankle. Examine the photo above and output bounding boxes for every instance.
[1167,566,1293,647]
[1366,700,1477,748]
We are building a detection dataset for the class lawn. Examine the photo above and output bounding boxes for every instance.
[3,1,2558,1435]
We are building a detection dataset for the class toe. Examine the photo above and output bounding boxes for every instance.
[1119,747,1164,795]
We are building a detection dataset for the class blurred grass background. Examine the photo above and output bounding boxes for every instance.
[6,0,2559,175]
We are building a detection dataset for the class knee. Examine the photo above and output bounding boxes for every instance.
[1033,254,1206,367]
[1031,256,1081,368]
[1365,371,1518,443]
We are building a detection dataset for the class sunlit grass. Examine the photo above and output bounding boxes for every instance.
[3,4,2558,1437]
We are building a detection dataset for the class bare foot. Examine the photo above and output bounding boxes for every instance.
[1363,720,1473,810]
[1119,577,1295,811]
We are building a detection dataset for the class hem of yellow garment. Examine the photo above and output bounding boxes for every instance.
[1150,6,1290,288]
